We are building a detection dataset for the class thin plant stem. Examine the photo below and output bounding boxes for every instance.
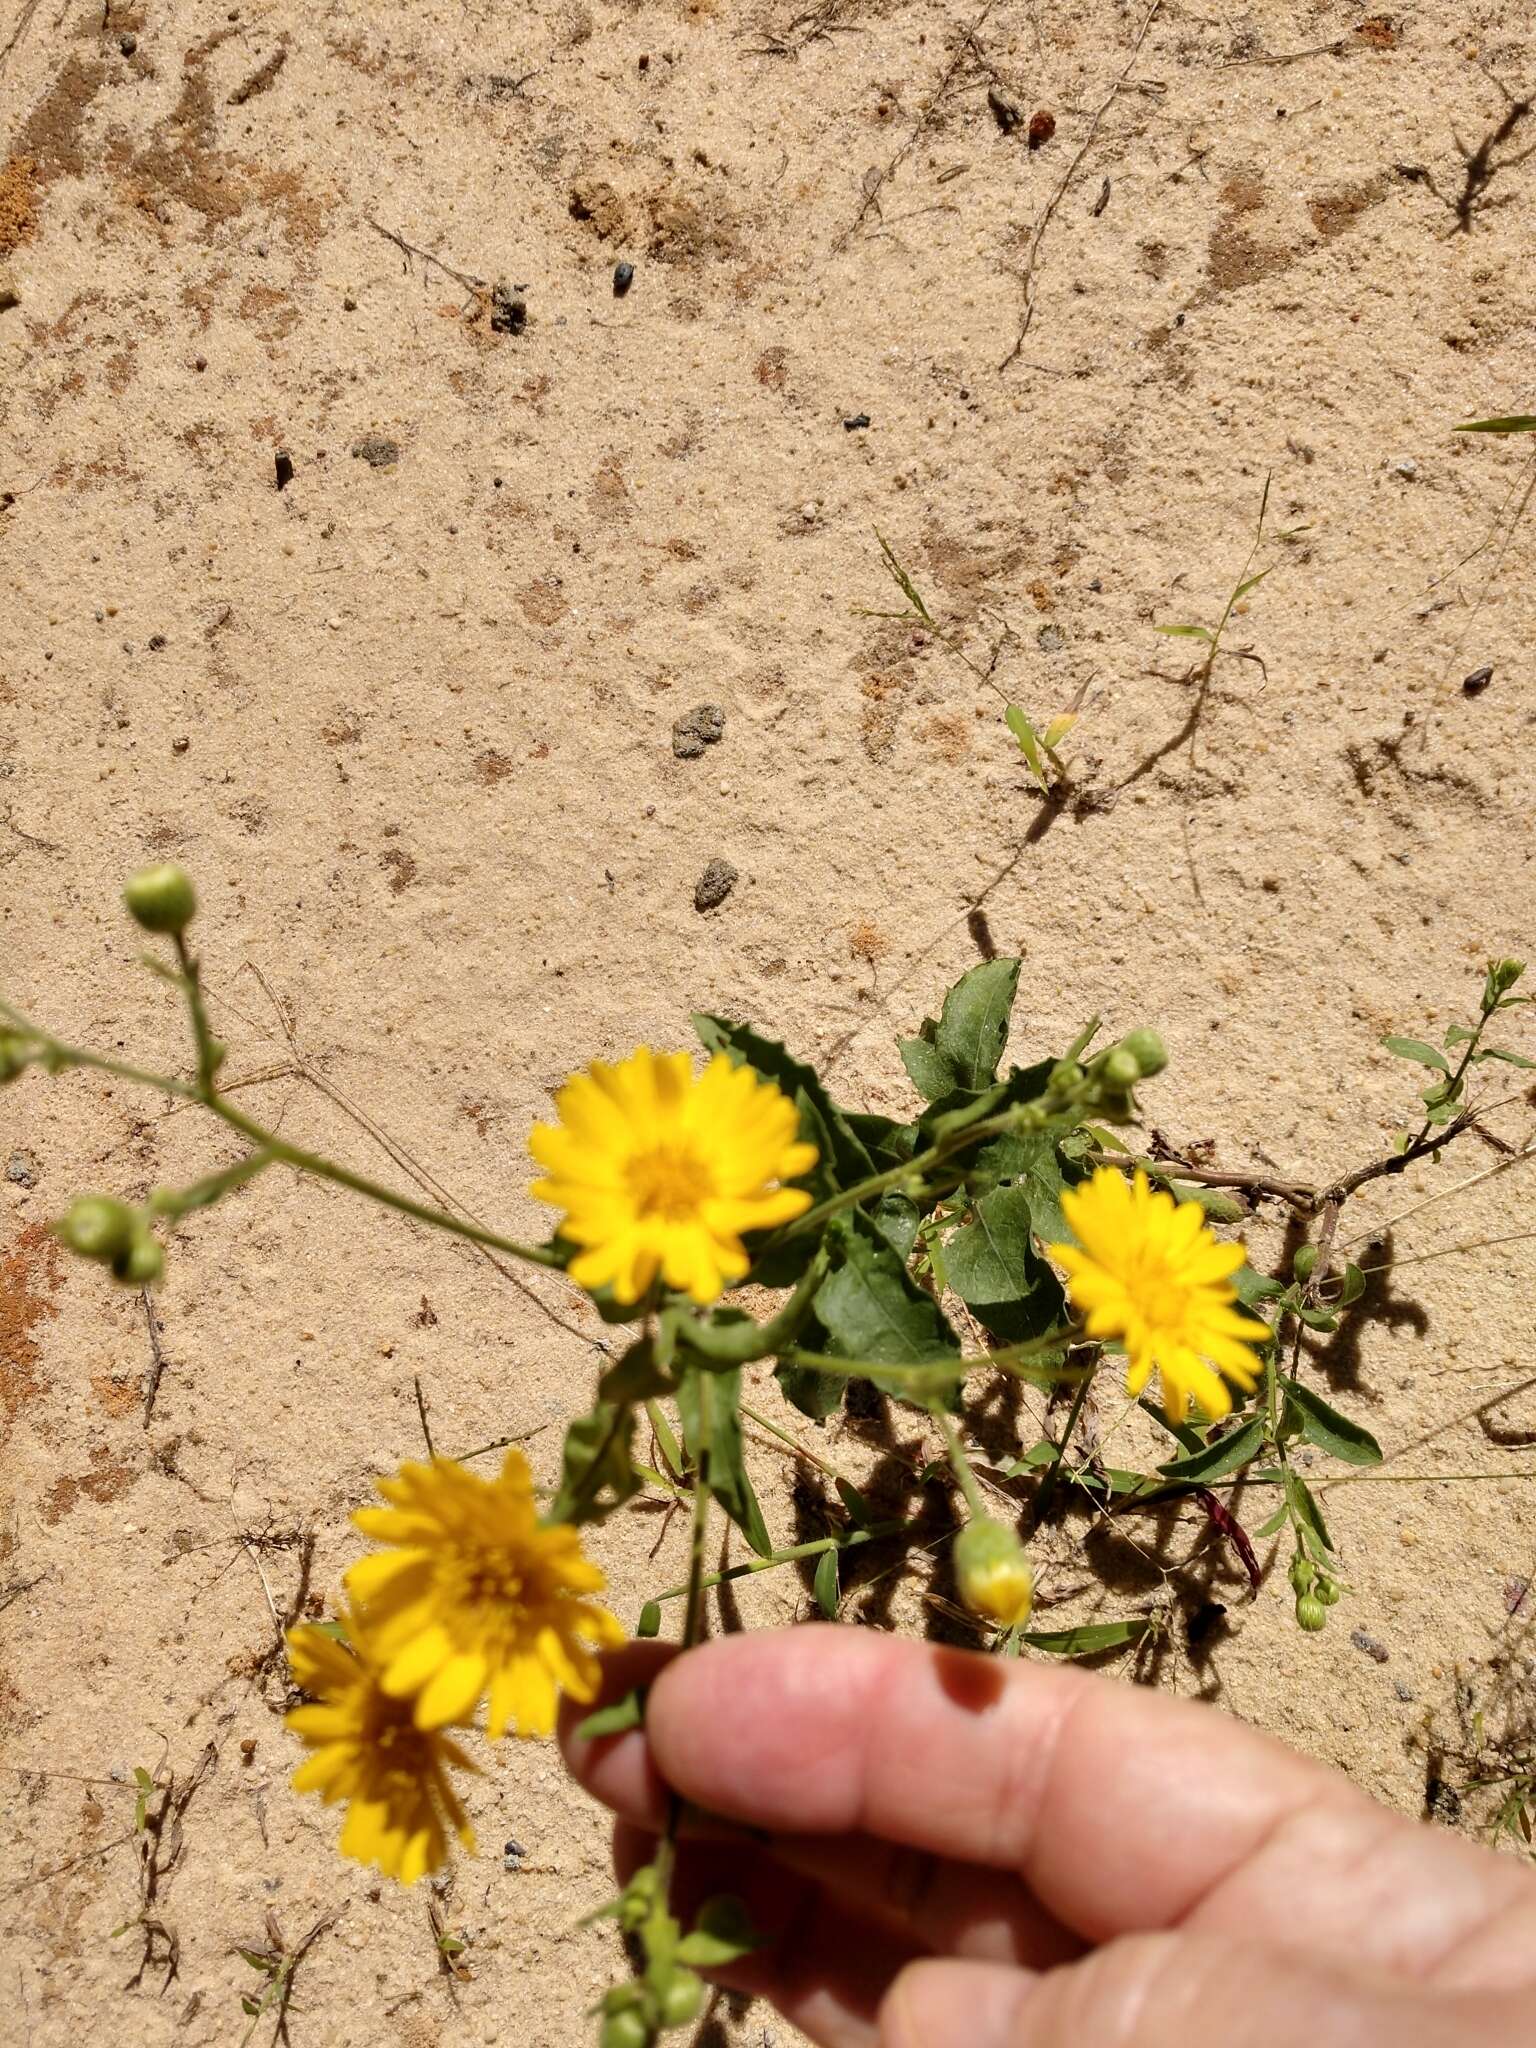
[1034,1355,1099,1521]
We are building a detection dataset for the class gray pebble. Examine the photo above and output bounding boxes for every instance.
[693,858,737,912]
[6,1151,37,1187]
[1392,457,1419,479]
[672,702,726,759]
[1350,1628,1389,1664]
[1393,1680,1417,1703]
[352,436,401,468]
[1037,624,1065,654]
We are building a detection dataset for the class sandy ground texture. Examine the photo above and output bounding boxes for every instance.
[3,0,1536,2042]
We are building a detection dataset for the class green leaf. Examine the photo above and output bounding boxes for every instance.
[970,1125,1085,1245]
[1284,1469,1334,1555]
[1478,1045,1536,1070]
[814,1216,962,1390]
[1155,1414,1266,1484]
[598,1337,672,1406]
[678,1367,773,1558]
[1005,704,1047,784]
[774,1349,846,1423]
[693,1014,874,1196]
[836,1477,871,1524]
[636,1600,662,1639]
[551,1403,640,1526]
[1154,623,1214,640]
[813,1545,840,1619]
[1021,1617,1151,1656]
[675,1897,764,1969]
[943,1184,1068,1344]
[646,1398,686,1481]
[1281,1380,1383,1466]
[575,1688,647,1741]
[1454,415,1536,434]
[868,1191,921,1263]
[1232,565,1275,600]
[899,1031,958,1104]
[1383,1035,1450,1073]
[935,958,1020,1092]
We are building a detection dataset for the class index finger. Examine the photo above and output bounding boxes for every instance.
[642,1625,1358,1944]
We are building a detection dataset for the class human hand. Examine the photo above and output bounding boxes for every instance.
[561,1626,1536,2047]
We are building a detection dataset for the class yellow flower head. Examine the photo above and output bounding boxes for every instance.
[1048,1167,1271,1424]
[529,1048,818,1305]
[285,1611,475,1885]
[345,1450,625,1740]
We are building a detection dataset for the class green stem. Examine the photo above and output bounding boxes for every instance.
[1034,1354,1099,1522]
[173,934,220,1096]
[669,1242,832,1366]
[646,1520,909,1606]
[655,1368,714,1897]
[937,1413,987,1520]
[778,1323,1077,1387]
[150,1149,274,1218]
[4,1002,564,1272]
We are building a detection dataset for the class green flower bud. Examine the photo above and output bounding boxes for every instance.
[1099,1048,1141,1088]
[954,1517,1034,1628]
[1484,958,1525,1007]
[600,2011,651,2048]
[659,1970,705,2029]
[1048,1059,1085,1093]
[1316,1577,1342,1607]
[0,1033,32,1082]
[1295,1593,1327,1633]
[1119,1028,1168,1078]
[56,1195,135,1262]
[1288,1554,1317,1595]
[123,863,197,934]
[111,1231,164,1286]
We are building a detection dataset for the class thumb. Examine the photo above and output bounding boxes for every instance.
[880,1935,1501,2048]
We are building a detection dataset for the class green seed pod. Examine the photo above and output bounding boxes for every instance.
[56,1195,135,1262]
[600,2010,651,2048]
[1099,1048,1141,1088]
[112,1231,164,1286]
[123,863,197,934]
[953,1517,1034,1629]
[659,1970,705,2029]
[1295,1594,1328,1633]
[1119,1028,1168,1078]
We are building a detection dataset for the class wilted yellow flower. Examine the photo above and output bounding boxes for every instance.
[346,1450,625,1740]
[1049,1167,1270,1424]
[285,1612,475,1885]
[529,1048,818,1305]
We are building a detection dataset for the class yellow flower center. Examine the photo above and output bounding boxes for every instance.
[624,1141,717,1222]
[1124,1256,1197,1333]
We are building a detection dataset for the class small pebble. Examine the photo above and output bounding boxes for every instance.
[119,31,137,54]
[987,86,1023,133]
[843,412,871,431]
[148,633,166,651]
[502,1838,528,1872]
[352,436,401,468]
[1037,624,1065,654]
[172,736,190,753]
[0,268,19,313]
[342,294,357,311]
[490,284,527,335]
[274,450,294,490]
[1392,457,1419,478]
[1028,109,1056,147]
[1461,664,1493,697]
[693,858,737,912]
[1350,1628,1390,1664]
[671,703,726,759]
[1393,1680,1417,1703]
[613,260,635,297]
[5,1151,37,1188]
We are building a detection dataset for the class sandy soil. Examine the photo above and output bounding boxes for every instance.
[3,1,1535,2042]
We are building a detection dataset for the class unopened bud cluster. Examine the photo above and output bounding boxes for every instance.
[1289,1549,1342,1632]
[55,1195,163,1286]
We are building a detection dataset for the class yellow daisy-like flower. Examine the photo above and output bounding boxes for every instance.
[529,1047,818,1305]
[1048,1166,1271,1424]
[346,1450,625,1740]
[285,1610,475,1885]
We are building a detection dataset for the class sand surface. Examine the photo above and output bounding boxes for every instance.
[3,1,1535,2043]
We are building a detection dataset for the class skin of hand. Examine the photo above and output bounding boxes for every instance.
[559,1626,1536,2048]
